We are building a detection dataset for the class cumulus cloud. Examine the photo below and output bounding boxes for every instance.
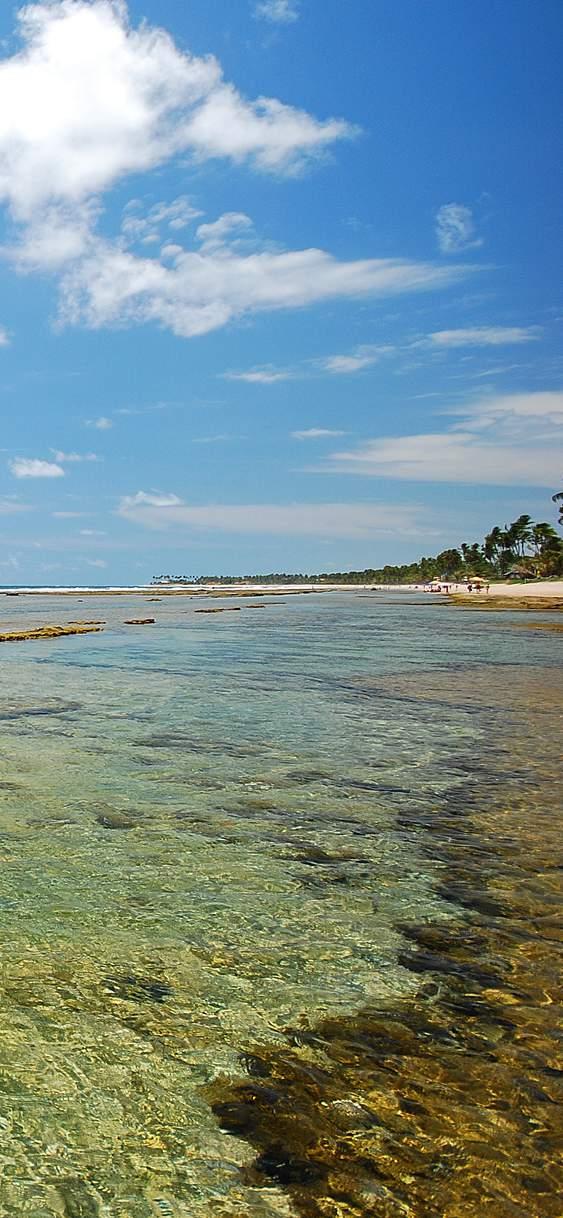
[118,492,425,538]
[292,428,346,439]
[436,203,482,254]
[0,3,475,340]
[254,1,300,23]
[0,0,352,234]
[428,326,541,348]
[61,231,466,338]
[9,457,64,478]
[196,212,254,252]
[323,391,563,487]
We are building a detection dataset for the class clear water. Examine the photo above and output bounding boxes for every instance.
[0,591,561,1217]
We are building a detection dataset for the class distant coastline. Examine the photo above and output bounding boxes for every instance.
[2,579,563,602]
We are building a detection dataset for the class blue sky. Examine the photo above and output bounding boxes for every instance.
[0,0,561,582]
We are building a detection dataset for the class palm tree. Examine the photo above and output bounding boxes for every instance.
[436,548,463,578]
[506,514,533,558]
[552,491,563,524]
[483,526,503,565]
[531,523,558,554]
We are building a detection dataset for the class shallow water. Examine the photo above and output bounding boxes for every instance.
[0,591,561,1217]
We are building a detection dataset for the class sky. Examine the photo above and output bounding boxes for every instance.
[0,0,561,583]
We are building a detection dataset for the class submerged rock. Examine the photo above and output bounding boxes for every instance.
[103,973,173,1003]
[95,812,139,831]
[0,624,103,642]
[57,1178,100,1218]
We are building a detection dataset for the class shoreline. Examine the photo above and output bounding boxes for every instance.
[1,578,563,605]
[446,580,563,611]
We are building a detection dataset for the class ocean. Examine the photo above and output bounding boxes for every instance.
[0,590,561,1217]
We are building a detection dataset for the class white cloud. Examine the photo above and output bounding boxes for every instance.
[224,365,293,383]
[11,200,100,270]
[118,492,426,539]
[324,390,563,487]
[123,491,184,509]
[192,434,232,444]
[254,0,299,23]
[183,91,349,176]
[428,326,541,348]
[225,346,394,383]
[0,4,475,339]
[121,196,202,247]
[436,203,482,254]
[319,345,392,374]
[9,457,65,478]
[0,498,30,514]
[52,510,88,518]
[86,416,113,430]
[61,229,467,338]
[0,4,477,343]
[453,390,563,429]
[0,0,353,240]
[0,326,11,346]
[85,558,107,568]
[292,428,346,440]
[196,212,254,252]
[52,450,100,463]
[80,528,106,536]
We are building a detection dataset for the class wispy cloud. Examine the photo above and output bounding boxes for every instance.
[0,326,11,347]
[121,492,183,510]
[121,197,202,247]
[436,203,483,254]
[319,345,392,374]
[52,450,100,463]
[119,492,427,539]
[9,457,64,479]
[61,222,467,339]
[85,417,113,430]
[52,511,89,519]
[292,428,347,440]
[192,434,233,444]
[0,498,30,514]
[427,326,541,348]
[254,0,300,24]
[116,402,172,417]
[223,365,293,383]
[322,391,563,487]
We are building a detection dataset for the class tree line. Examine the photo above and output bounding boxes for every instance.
[153,506,563,587]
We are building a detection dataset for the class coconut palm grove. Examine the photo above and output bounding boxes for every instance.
[154,506,563,586]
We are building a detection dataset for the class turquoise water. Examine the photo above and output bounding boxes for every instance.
[0,591,561,1217]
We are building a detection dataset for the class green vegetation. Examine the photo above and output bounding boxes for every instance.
[153,510,563,587]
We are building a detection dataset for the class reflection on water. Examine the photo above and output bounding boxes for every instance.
[0,592,561,1216]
